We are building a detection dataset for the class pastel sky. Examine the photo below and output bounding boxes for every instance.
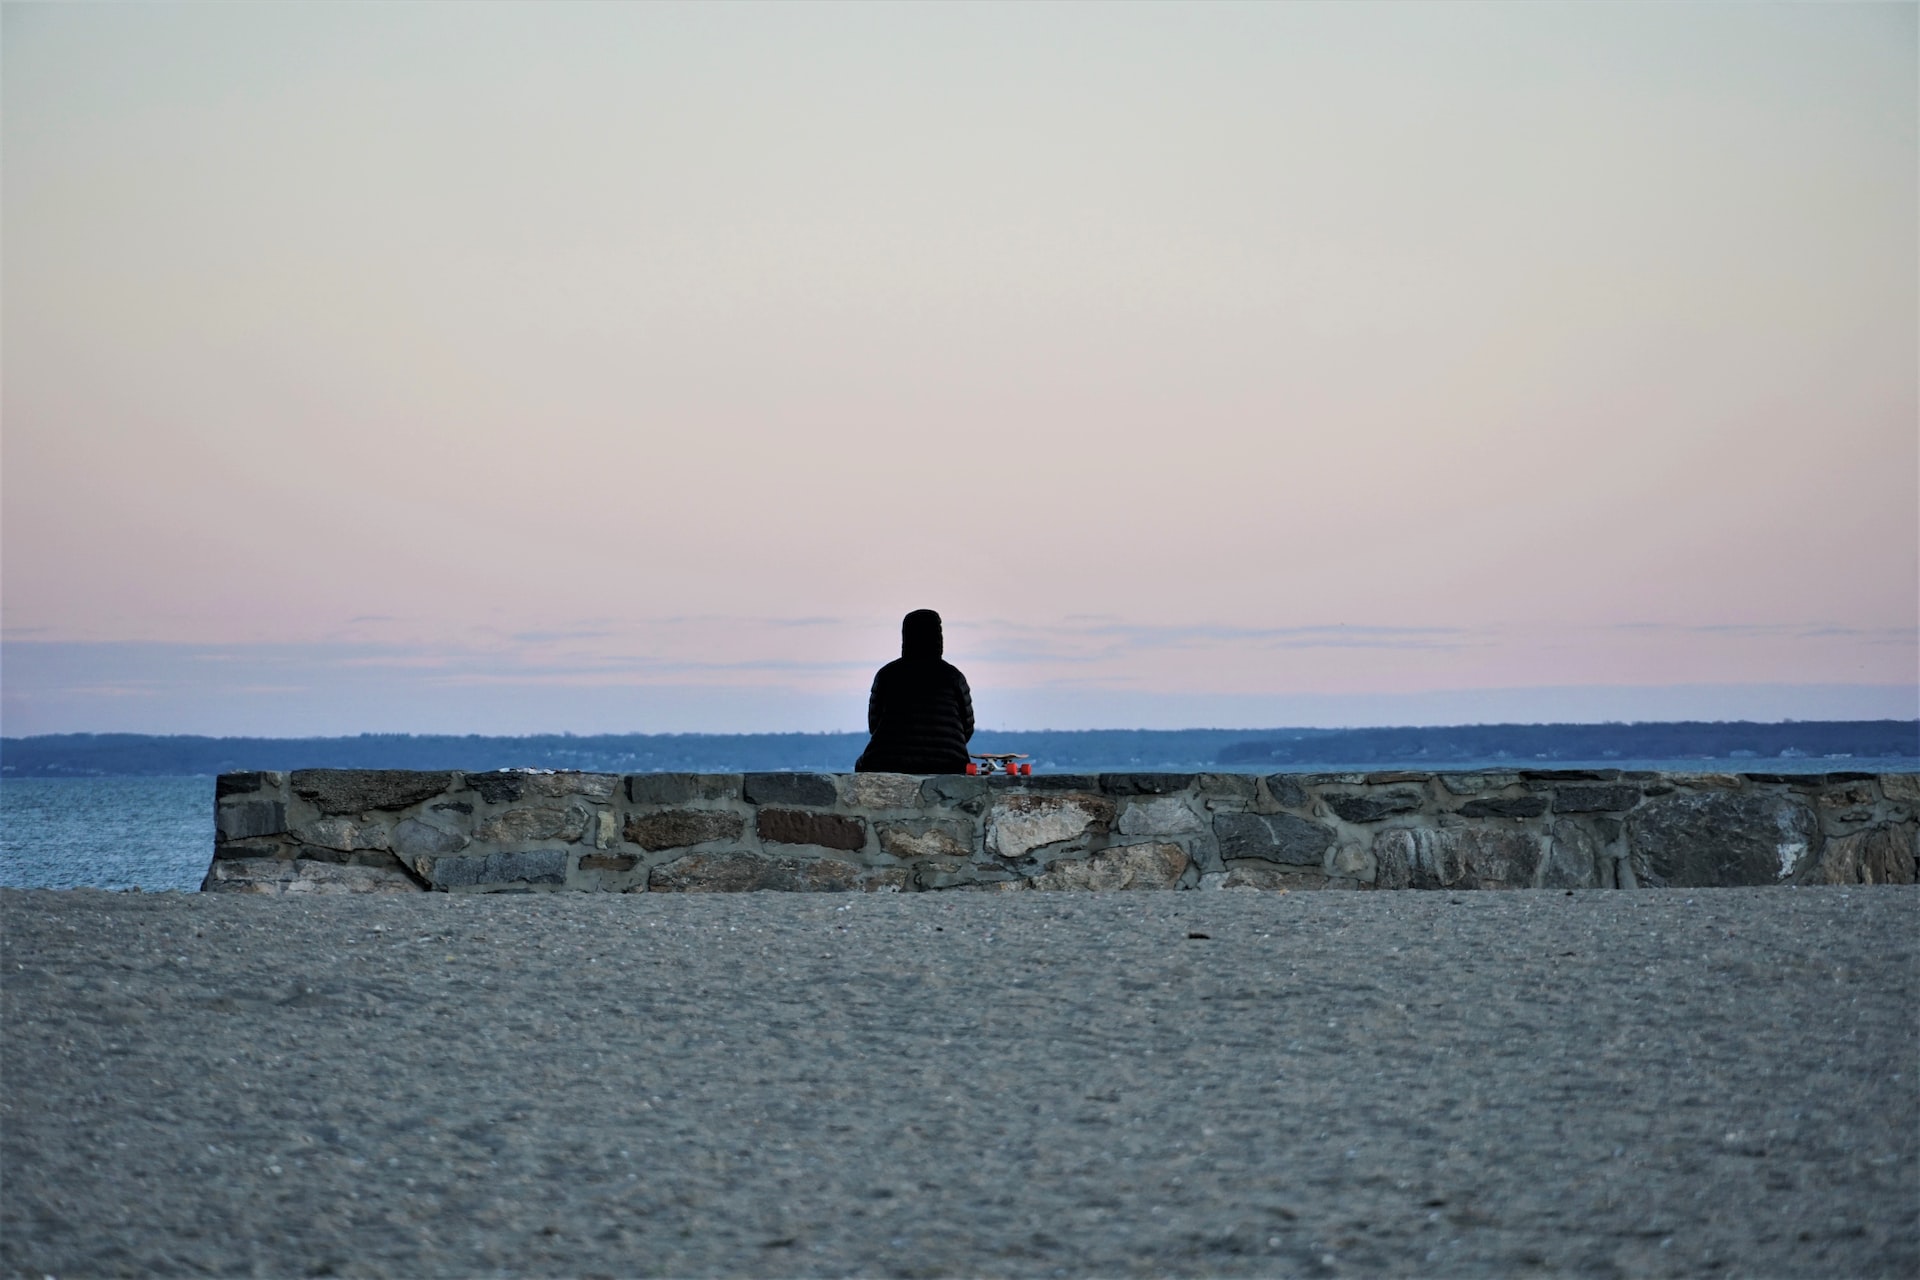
[3,2,1915,736]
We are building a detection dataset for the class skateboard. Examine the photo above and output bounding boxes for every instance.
[968,753,1031,777]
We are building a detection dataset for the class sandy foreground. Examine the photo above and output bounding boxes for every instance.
[1,886,1914,1279]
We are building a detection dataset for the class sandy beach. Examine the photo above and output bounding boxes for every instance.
[2,885,1914,1278]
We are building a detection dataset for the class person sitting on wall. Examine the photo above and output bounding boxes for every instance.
[854,609,975,774]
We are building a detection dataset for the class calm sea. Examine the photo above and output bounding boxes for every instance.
[2,776,212,892]
[3,761,1912,891]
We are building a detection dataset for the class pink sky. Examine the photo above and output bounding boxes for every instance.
[3,3,1915,735]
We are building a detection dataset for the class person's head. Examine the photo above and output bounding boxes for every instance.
[901,609,943,659]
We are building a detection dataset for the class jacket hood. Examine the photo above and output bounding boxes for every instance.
[901,609,943,660]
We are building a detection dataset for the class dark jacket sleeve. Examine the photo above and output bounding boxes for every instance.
[956,670,974,743]
[867,674,884,738]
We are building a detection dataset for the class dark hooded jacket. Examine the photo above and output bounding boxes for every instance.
[854,610,974,773]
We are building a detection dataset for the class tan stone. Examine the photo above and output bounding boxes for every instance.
[475,805,590,844]
[1878,774,1920,804]
[1805,825,1916,885]
[840,774,925,809]
[1028,843,1189,890]
[876,819,974,861]
[986,794,1113,860]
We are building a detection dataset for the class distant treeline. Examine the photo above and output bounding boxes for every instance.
[2,720,1914,778]
[1216,720,1919,766]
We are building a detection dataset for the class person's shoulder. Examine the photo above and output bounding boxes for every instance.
[939,658,970,682]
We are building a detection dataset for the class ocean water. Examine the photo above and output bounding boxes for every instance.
[1,776,212,892]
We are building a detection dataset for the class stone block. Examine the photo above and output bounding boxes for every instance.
[1028,843,1188,890]
[1542,821,1601,889]
[1014,774,1103,792]
[1117,796,1204,837]
[1262,775,1310,809]
[1439,773,1521,795]
[1625,791,1816,887]
[911,863,1022,891]
[986,794,1113,860]
[1372,827,1541,890]
[1221,862,1328,891]
[1213,812,1335,866]
[1553,785,1641,814]
[1194,773,1258,802]
[626,773,742,805]
[876,819,975,861]
[649,853,876,892]
[840,773,925,809]
[391,818,468,857]
[1522,769,1619,783]
[743,773,838,807]
[414,849,567,890]
[622,810,746,852]
[920,775,989,808]
[579,853,638,873]
[217,800,287,841]
[1880,774,1920,804]
[475,805,590,844]
[216,772,284,799]
[201,857,425,895]
[1325,790,1425,823]
[1799,824,1915,885]
[758,808,867,851]
[1330,842,1376,883]
[293,816,389,853]
[1456,796,1548,820]
[292,770,453,815]
[1099,773,1196,795]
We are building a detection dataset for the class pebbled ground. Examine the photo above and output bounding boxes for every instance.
[2,885,1914,1278]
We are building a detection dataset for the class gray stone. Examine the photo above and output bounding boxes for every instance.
[1325,789,1425,823]
[622,810,746,852]
[292,770,454,815]
[1117,796,1204,837]
[1330,842,1376,883]
[1028,843,1189,890]
[1372,827,1542,890]
[649,853,889,893]
[464,772,528,804]
[986,795,1113,860]
[1193,773,1258,802]
[1212,812,1335,866]
[1456,796,1548,820]
[1880,774,1920,804]
[415,849,567,890]
[840,774,925,809]
[201,857,424,894]
[1522,769,1619,783]
[742,773,838,807]
[1220,862,1330,891]
[1799,824,1915,886]
[522,772,619,800]
[215,772,283,799]
[1262,775,1310,809]
[626,773,742,805]
[1552,785,1642,814]
[1626,791,1817,887]
[875,819,975,861]
[1816,781,1878,825]
[920,775,990,808]
[1099,773,1196,795]
[1439,772,1522,795]
[1010,774,1103,792]
[216,800,286,841]
[911,863,1021,891]
[1542,821,1601,889]
[474,805,589,844]
[293,816,389,853]
[391,818,468,857]
[758,809,868,851]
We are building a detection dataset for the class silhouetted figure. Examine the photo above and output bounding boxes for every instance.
[854,610,974,773]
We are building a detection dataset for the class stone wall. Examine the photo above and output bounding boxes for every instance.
[204,768,1919,894]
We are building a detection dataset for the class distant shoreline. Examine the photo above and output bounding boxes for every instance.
[3,720,1915,777]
